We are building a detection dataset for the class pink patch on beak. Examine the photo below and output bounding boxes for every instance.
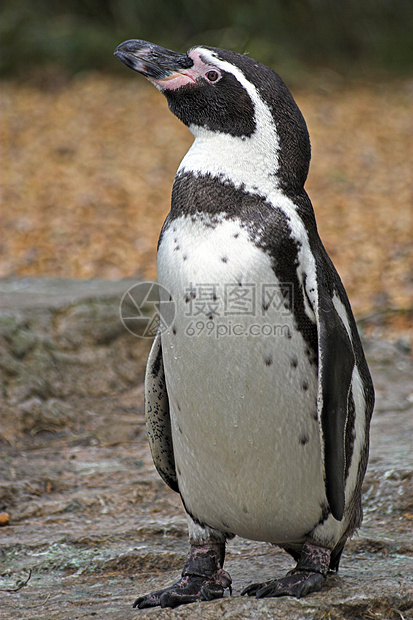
[150,70,197,90]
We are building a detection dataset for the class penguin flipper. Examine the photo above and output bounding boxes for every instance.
[313,274,355,522]
[145,330,178,492]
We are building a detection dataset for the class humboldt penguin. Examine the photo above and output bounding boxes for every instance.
[114,40,374,609]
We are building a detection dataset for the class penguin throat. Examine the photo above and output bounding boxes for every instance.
[179,123,281,194]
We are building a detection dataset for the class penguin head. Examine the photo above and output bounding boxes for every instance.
[115,40,310,190]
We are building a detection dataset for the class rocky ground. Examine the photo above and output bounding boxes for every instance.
[1,279,412,619]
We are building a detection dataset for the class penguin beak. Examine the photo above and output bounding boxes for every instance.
[114,40,194,87]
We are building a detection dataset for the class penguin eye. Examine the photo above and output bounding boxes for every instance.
[206,70,219,83]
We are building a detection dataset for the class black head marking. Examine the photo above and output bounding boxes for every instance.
[199,46,311,190]
[115,40,310,186]
[165,67,256,137]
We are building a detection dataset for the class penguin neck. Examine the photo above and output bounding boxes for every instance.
[177,72,284,197]
[178,124,282,197]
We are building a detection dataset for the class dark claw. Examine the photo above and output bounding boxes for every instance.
[241,580,272,597]
[241,540,330,599]
[200,582,227,601]
[242,571,325,599]
[133,575,225,609]
[132,541,231,609]
[133,590,163,608]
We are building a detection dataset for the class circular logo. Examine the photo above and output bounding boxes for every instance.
[119,282,175,338]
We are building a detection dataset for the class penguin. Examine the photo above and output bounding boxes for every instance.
[114,40,375,609]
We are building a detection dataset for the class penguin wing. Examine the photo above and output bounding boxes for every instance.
[311,253,355,522]
[144,330,178,492]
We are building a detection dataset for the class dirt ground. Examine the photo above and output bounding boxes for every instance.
[1,317,412,619]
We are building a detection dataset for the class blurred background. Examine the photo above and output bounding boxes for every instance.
[1,0,413,78]
[1,0,412,336]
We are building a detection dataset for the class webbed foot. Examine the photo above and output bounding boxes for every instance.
[241,540,330,599]
[241,570,325,598]
[133,541,232,609]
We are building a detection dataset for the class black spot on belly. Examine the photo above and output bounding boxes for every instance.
[262,300,270,312]
[177,465,181,476]
[302,381,309,391]
[183,254,188,261]
[291,357,298,369]
[234,233,239,238]
[242,505,248,514]
[305,346,318,366]
[177,402,181,411]
[285,327,292,339]
[170,172,319,355]
[221,519,230,529]
[221,256,228,263]
[212,293,217,302]
[172,325,177,335]
[174,245,180,251]
[184,290,196,303]
[264,354,273,366]
[300,435,309,445]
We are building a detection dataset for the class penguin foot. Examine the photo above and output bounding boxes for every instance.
[241,540,330,599]
[241,570,325,598]
[133,541,232,609]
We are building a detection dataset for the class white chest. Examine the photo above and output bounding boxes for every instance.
[157,215,326,543]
